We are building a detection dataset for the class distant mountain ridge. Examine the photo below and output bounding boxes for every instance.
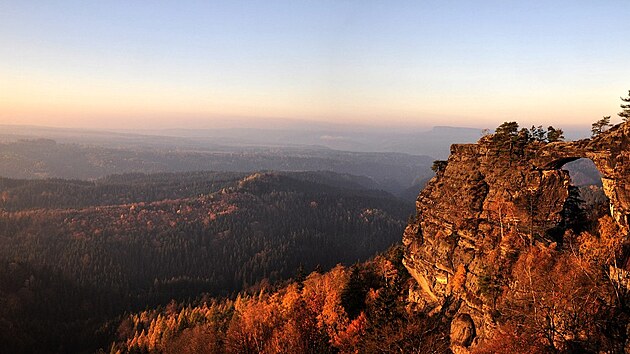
[0,124,483,159]
[0,137,434,197]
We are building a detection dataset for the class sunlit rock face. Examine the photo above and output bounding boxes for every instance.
[403,122,630,348]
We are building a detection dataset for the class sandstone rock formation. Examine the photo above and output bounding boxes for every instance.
[403,122,630,349]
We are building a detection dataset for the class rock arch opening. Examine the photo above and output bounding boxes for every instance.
[563,158,603,187]
[561,158,609,225]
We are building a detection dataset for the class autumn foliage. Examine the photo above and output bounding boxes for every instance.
[475,214,630,353]
[106,247,450,354]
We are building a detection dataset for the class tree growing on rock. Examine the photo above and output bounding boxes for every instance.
[619,90,630,122]
[530,125,546,142]
[431,160,448,174]
[591,116,611,137]
[495,122,519,138]
[546,126,564,142]
[492,122,521,153]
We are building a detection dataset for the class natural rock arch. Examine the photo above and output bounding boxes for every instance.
[402,121,630,349]
[532,125,630,230]
[536,156,583,170]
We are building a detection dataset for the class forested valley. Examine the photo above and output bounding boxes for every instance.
[0,171,412,353]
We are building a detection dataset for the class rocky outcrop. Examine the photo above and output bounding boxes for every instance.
[403,122,630,348]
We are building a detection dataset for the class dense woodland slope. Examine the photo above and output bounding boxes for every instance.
[0,171,411,353]
[0,170,386,211]
[105,246,451,354]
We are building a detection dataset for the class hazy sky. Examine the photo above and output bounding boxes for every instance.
[1,1,629,130]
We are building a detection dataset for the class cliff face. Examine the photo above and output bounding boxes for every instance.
[403,122,630,350]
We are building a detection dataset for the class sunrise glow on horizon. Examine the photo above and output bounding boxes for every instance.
[1,1,629,130]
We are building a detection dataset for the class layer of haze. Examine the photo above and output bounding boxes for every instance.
[1,1,629,130]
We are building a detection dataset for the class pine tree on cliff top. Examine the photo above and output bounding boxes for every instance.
[495,121,519,137]
[591,116,611,137]
[619,90,630,122]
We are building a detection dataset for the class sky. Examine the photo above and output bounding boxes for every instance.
[1,1,629,131]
